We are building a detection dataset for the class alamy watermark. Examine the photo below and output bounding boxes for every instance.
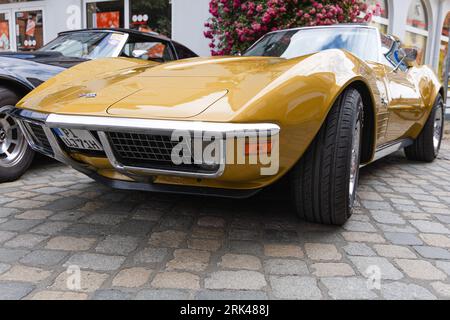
[170,129,280,176]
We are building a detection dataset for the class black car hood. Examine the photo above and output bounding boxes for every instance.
[0,56,67,88]
[0,51,88,68]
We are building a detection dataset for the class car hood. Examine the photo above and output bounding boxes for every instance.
[18,56,299,120]
[0,56,66,87]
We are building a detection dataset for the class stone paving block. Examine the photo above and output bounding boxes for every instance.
[148,230,186,248]
[133,247,168,264]
[219,254,262,271]
[321,277,378,299]
[349,256,403,280]
[270,276,322,300]
[195,290,268,300]
[187,239,222,252]
[136,289,189,300]
[342,232,386,243]
[4,234,49,249]
[373,244,417,258]
[305,243,342,261]
[166,249,210,272]
[113,220,155,236]
[46,236,96,251]
[0,265,51,282]
[229,240,263,256]
[95,235,139,255]
[0,248,29,263]
[49,211,86,222]
[113,267,152,288]
[82,214,126,226]
[93,289,133,300]
[431,282,450,298]
[0,263,10,274]
[436,261,450,276]
[409,220,450,234]
[343,243,376,256]
[395,259,447,280]
[381,282,436,300]
[197,216,226,228]
[0,220,42,232]
[51,270,109,292]
[264,259,308,275]
[205,271,266,290]
[20,250,68,266]
[64,253,125,271]
[343,221,377,232]
[263,244,304,258]
[0,282,35,300]
[152,272,200,290]
[413,246,450,260]
[384,233,423,245]
[31,291,88,300]
[419,234,450,248]
[370,211,405,225]
[311,263,355,277]
[30,222,69,235]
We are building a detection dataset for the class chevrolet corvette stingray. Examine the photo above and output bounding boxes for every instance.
[7,25,444,225]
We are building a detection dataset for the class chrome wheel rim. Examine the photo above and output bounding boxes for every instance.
[349,114,362,205]
[433,103,444,154]
[0,112,27,167]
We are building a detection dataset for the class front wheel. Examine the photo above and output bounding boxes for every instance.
[0,86,34,183]
[290,88,363,226]
[405,95,444,162]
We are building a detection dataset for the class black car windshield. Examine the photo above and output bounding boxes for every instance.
[38,31,127,59]
[244,27,379,62]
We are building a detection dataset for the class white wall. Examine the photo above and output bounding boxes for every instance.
[172,0,211,56]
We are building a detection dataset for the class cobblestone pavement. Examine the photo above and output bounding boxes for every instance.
[1,137,450,300]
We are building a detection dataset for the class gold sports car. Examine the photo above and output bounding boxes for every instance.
[7,25,445,225]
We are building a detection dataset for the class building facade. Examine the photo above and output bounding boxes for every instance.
[0,0,450,78]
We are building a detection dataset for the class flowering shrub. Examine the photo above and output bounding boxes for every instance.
[204,0,371,55]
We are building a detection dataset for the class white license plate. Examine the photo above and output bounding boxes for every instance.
[54,128,103,151]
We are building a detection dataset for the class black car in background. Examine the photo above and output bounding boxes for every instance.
[0,28,198,182]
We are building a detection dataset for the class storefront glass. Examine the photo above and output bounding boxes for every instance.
[405,0,428,64]
[130,0,171,37]
[15,10,43,51]
[86,0,125,29]
[0,11,11,50]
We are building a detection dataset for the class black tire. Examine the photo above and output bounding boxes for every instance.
[0,86,34,183]
[290,88,363,226]
[405,95,444,162]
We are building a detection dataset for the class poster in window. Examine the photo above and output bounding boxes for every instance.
[0,21,9,50]
[95,11,120,28]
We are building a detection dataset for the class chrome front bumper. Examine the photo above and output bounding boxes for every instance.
[8,107,280,182]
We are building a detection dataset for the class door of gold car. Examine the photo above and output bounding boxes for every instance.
[381,37,424,142]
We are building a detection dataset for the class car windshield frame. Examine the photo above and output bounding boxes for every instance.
[38,31,128,60]
[243,26,380,62]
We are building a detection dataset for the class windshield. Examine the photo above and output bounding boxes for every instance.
[38,32,127,59]
[244,27,379,62]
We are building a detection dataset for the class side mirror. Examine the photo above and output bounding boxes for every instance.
[400,47,418,66]
[392,47,418,72]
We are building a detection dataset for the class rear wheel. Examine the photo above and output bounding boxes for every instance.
[0,86,34,183]
[290,88,363,225]
[405,95,444,162]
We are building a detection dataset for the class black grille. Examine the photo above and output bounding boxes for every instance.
[26,123,53,153]
[107,132,219,173]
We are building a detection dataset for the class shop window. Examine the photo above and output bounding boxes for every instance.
[405,0,429,64]
[363,0,389,34]
[130,0,172,37]
[15,10,43,51]
[86,0,125,29]
[0,12,11,51]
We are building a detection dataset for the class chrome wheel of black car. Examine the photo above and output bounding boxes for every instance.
[0,87,35,183]
[0,112,28,167]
